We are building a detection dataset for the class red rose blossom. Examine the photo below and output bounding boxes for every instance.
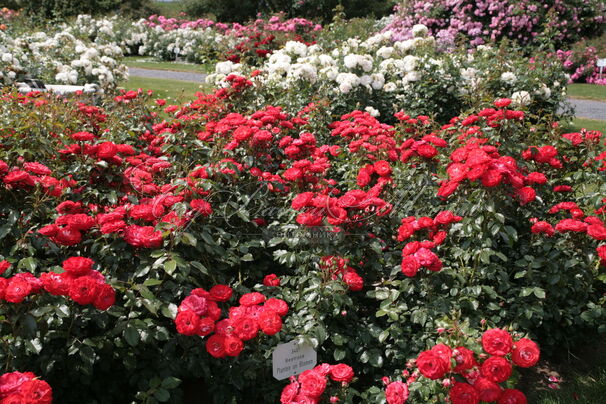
[481,328,513,356]
[416,350,450,380]
[450,382,479,404]
[511,338,540,368]
[329,364,354,383]
[385,380,409,404]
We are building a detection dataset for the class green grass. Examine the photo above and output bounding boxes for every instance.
[571,117,606,132]
[567,84,606,102]
[124,56,212,74]
[121,76,208,102]
[531,369,606,404]
[151,1,184,18]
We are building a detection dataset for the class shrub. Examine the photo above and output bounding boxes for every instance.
[0,78,604,402]
[11,0,155,19]
[384,0,606,49]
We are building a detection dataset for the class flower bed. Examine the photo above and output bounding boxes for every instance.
[0,75,604,402]
[207,28,568,122]
[0,29,127,88]
[383,0,605,48]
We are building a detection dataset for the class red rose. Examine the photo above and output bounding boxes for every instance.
[494,98,512,108]
[233,316,259,341]
[298,369,327,398]
[197,317,215,336]
[511,338,540,368]
[97,142,118,159]
[329,364,354,383]
[385,380,409,404]
[175,310,200,336]
[497,389,527,404]
[449,382,479,404]
[4,277,33,303]
[209,285,233,302]
[374,160,392,177]
[473,377,502,402]
[480,356,512,383]
[190,199,213,216]
[431,343,453,365]
[1,393,25,404]
[453,346,477,373]
[38,224,59,237]
[416,350,450,380]
[481,328,513,356]
[68,276,99,305]
[19,379,53,404]
[223,335,244,357]
[0,260,11,275]
[264,298,289,317]
[40,272,71,296]
[54,226,82,246]
[206,334,226,358]
[206,300,222,321]
[531,221,554,237]
[263,274,281,287]
[280,382,300,404]
[71,131,95,141]
[401,255,420,277]
[343,271,363,291]
[239,292,266,306]
[0,278,8,300]
[124,225,163,248]
[0,371,34,397]
[258,310,282,335]
[516,187,536,205]
[179,295,208,317]
[62,256,94,276]
[93,283,116,311]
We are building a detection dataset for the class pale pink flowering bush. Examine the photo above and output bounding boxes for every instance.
[384,0,605,48]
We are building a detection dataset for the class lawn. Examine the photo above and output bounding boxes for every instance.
[567,83,606,101]
[124,56,213,74]
[571,117,606,132]
[151,0,184,18]
[533,369,606,404]
[122,76,207,101]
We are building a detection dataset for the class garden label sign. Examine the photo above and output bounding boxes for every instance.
[272,339,317,380]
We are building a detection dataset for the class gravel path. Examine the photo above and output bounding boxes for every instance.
[128,67,207,83]
[127,67,606,121]
[568,98,606,121]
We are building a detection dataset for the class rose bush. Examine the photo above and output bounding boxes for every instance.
[207,27,569,122]
[0,74,604,403]
[383,0,606,48]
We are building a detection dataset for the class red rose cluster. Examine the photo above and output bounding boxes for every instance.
[280,363,354,404]
[0,257,115,310]
[0,371,52,403]
[174,286,288,358]
[291,186,392,227]
[438,138,544,206]
[356,160,392,188]
[530,201,606,266]
[319,256,364,291]
[42,257,116,310]
[521,145,563,169]
[0,159,73,197]
[330,111,398,161]
[397,210,462,277]
[414,329,539,404]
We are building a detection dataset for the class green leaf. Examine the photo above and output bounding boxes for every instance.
[143,279,163,287]
[161,377,181,389]
[164,259,177,276]
[124,325,140,347]
[333,349,346,361]
[154,388,170,402]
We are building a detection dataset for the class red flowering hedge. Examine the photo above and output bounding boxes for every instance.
[0,82,604,403]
